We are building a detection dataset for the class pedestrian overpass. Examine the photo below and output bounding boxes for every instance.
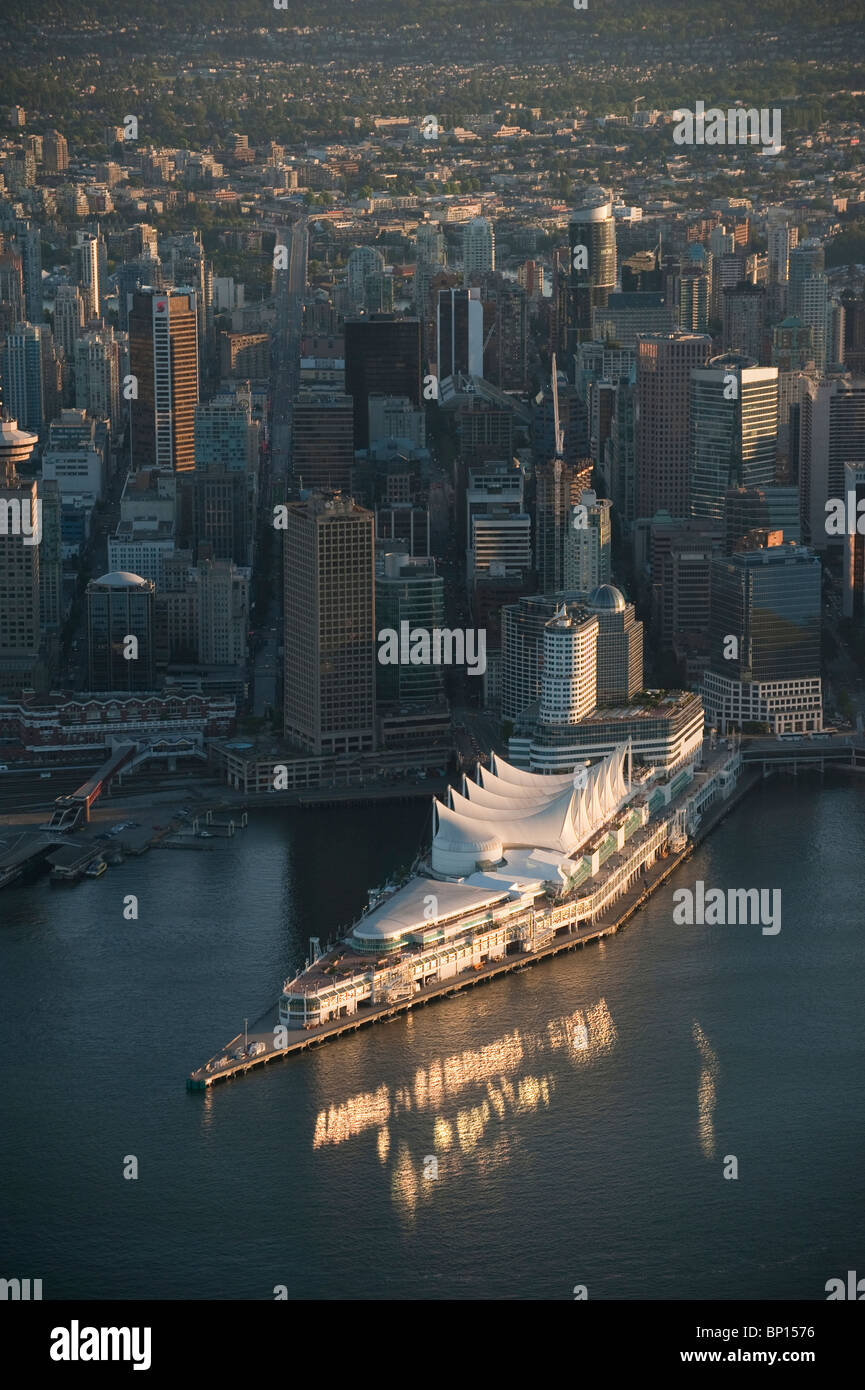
[43,736,208,831]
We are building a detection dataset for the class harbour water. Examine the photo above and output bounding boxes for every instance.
[1,778,863,1300]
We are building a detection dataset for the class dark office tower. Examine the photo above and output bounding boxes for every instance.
[437,287,483,381]
[788,240,825,318]
[129,288,199,472]
[534,458,588,593]
[841,292,865,375]
[87,571,156,691]
[690,356,779,524]
[472,274,528,390]
[13,220,42,325]
[722,283,767,362]
[283,492,376,756]
[703,542,822,734]
[344,316,422,451]
[568,187,616,357]
[635,332,712,519]
[292,390,355,493]
[725,485,801,553]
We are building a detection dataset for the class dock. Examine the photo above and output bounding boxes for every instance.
[186,815,725,1089]
[187,758,764,1091]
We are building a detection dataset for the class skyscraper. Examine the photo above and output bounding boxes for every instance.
[344,316,422,451]
[585,583,643,703]
[462,218,495,276]
[13,221,42,325]
[74,327,121,433]
[563,489,612,593]
[568,187,617,354]
[789,240,825,318]
[283,492,376,756]
[129,287,199,472]
[437,287,483,381]
[375,552,445,706]
[538,606,598,727]
[800,375,865,546]
[74,232,102,321]
[347,246,385,312]
[799,274,830,374]
[54,285,85,362]
[689,355,779,523]
[2,324,45,434]
[291,390,354,493]
[43,129,68,173]
[635,331,712,519]
[0,417,40,692]
[702,541,822,734]
[87,571,156,691]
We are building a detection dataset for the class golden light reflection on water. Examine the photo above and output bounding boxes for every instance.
[693,1021,720,1160]
[311,998,617,1215]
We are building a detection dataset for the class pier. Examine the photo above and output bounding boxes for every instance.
[186,759,756,1091]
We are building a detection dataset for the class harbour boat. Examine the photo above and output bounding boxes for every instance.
[85,858,107,878]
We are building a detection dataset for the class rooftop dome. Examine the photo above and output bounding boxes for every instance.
[92,571,150,588]
[587,583,626,613]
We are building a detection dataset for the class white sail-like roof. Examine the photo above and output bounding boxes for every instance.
[463,773,568,809]
[433,745,631,875]
[488,754,578,791]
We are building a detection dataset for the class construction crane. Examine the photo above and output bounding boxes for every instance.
[551,352,565,459]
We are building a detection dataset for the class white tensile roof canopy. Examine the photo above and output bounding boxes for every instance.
[431,744,630,877]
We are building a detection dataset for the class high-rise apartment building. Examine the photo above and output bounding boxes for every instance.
[54,285,85,362]
[568,187,617,353]
[462,218,495,276]
[74,327,121,433]
[129,287,199,472]
[283,492,376,756]
[43,129,68,173]
[2,324,44,433]
[563,489,612,593]
[74,232,102,321]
